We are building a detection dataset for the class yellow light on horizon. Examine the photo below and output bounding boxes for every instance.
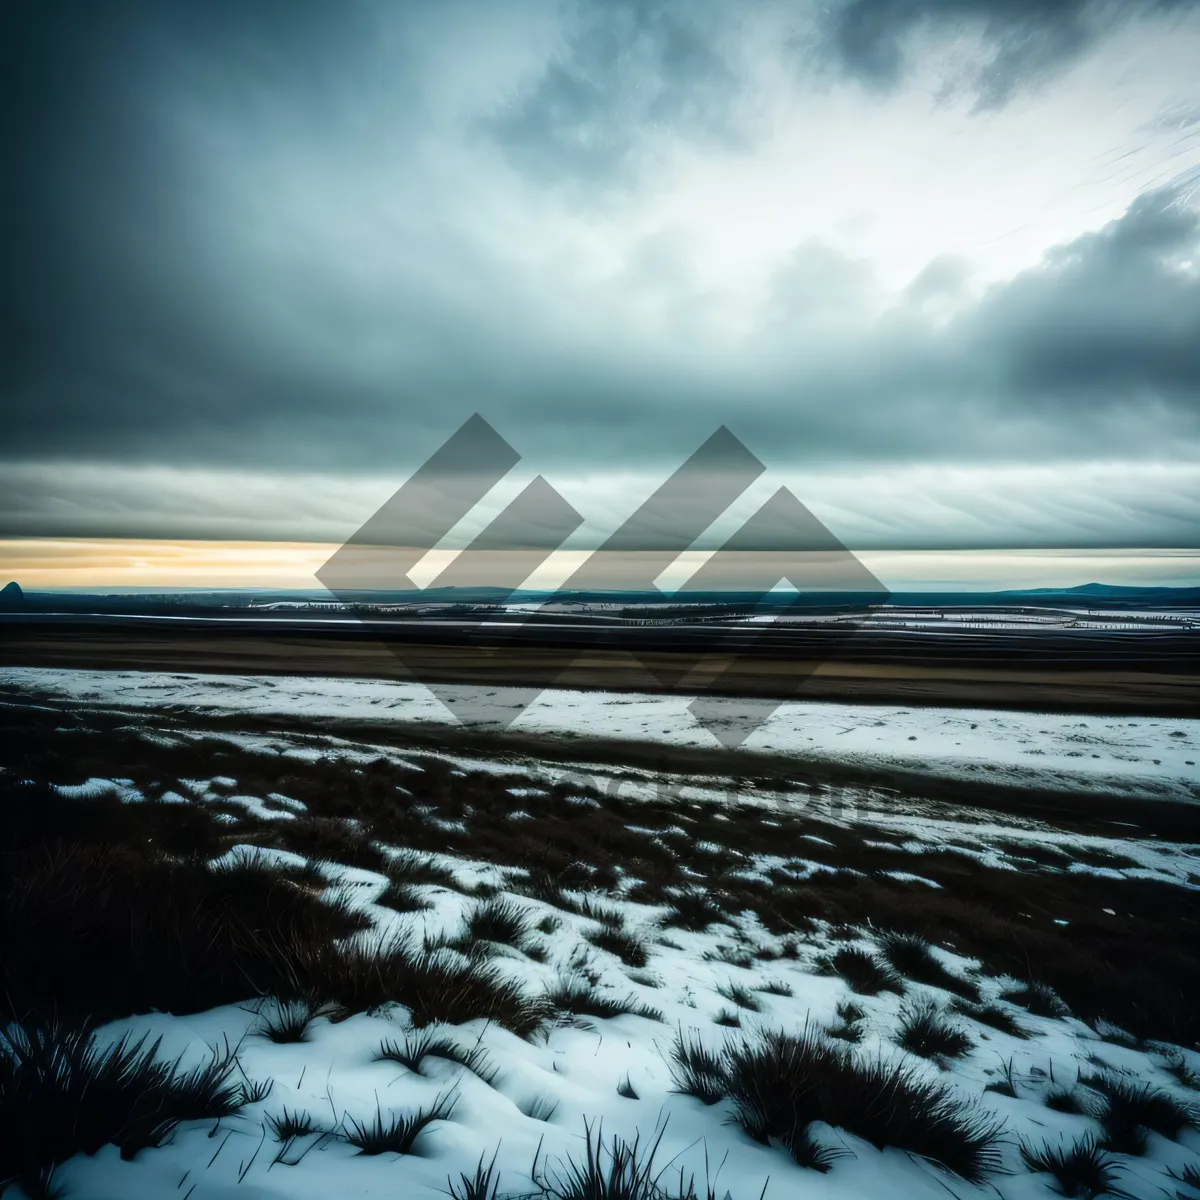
[1,538,1197,592]
[0,539,339,590]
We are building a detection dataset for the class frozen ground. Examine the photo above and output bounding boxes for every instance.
[40,844,1200,1200]
[2,667,1197,802]
[2,674,1199,1199]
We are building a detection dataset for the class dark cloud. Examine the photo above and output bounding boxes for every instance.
[480,0,1200,187]
[1,0,418,462]
[823,0,1200,106]
[955,189,1200,403]
[482,0,745,187]
[3,178,1196,480]
[1,0,1198,549]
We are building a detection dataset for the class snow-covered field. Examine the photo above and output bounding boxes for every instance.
[2,667,1197,802]
[2,670,1198,1199]
[44,843,1200,1200]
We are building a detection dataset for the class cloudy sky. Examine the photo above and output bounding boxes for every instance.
[2,0,1199,587]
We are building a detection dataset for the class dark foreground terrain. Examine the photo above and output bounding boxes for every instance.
[1,682,1198,1199]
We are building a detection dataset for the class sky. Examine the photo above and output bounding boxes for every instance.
[2,0,1200,589]
[4,540,1199,593]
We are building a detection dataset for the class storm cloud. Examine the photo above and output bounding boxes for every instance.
[1,0,1199,549]
[824,0,1200,104]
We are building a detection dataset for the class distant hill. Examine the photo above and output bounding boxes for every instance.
[995,582,1200,607]
[1016,582,1152,595]
[321,583,1200,608]
[10,579,1200,614]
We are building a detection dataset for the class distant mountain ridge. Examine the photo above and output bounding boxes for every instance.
[9,579,1200,612]
[1012,582,1184,596]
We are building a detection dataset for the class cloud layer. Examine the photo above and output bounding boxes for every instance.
[2,0,1199,549]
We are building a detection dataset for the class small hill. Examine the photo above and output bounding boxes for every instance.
[0,581,24,608]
